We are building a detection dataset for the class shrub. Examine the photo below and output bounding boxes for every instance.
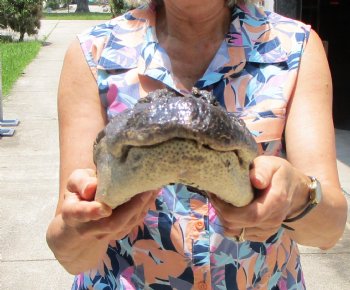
[45,0,60,10]
[0,0,43,41]
[109,0,129,17]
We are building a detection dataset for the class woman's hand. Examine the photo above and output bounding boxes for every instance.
[62,168,158,241]
[47,168,159,274]
[208,155,310,242]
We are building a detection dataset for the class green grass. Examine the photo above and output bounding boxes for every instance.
[1,41,42,96]
[0,11,113,96]
[43,12,112,20]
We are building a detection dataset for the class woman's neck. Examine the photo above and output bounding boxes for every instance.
[156,1,231,45]
[154,1,232,90]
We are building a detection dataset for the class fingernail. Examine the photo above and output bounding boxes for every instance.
[82,182,91,193]
[99,207,110,217]
[255,174,265,186]
[82,179,97,201]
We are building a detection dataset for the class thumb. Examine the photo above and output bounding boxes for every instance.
[81,179,98,201]
[67,169,97,201]
[249,156,276,190]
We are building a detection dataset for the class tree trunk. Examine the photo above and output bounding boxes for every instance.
[75,0,90,13]
[19,30,25,42]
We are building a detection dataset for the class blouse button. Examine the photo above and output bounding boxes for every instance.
[197,281,207,290]
[195,220,205,231]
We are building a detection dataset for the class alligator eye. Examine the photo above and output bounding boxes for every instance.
[191,87,201,96]
[237,118,246,126]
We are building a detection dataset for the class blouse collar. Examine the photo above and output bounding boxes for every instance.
[97,3,288,92]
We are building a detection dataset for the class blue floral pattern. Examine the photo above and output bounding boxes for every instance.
[74,3,310,289]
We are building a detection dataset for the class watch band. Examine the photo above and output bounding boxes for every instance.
[282,176,321,231]
[283,202,318,223]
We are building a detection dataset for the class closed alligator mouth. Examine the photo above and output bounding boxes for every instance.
[119,137,246,168]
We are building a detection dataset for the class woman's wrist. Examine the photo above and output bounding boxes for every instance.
[47,214,107,273]
[286,173,312,220]
[47,215,84,259]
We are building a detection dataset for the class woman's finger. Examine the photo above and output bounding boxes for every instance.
[74,191,157,238]
[62,192,112,225]
[249,156,283,190]
[224,226,279,243]
[67,169,97,201]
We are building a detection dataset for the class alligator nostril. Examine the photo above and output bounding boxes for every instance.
[233,149,244,167]
[120,145,131,163]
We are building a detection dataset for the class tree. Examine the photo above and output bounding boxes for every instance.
[0,2,6,29]
[75,0,90,13]
[0,0,42,41]
[109,0,130,17]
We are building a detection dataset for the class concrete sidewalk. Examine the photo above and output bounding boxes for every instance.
[0,20,104,290]
[299,129,350,290]
[0,20,349,290]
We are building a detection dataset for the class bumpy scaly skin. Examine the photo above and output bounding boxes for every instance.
[94,88,258,209]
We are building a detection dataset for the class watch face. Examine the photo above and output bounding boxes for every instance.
[310,176,322,204]
[315,179,322,203]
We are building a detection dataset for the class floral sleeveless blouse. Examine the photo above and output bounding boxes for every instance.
[74,3,310,290]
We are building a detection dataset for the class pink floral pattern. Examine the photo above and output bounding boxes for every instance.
[74,3,310,289]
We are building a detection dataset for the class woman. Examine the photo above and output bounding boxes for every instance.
[46,0,348,289]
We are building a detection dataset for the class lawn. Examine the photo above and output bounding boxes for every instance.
[0,41,42,97]
[0,11,113,97]
[43,12,112,20]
